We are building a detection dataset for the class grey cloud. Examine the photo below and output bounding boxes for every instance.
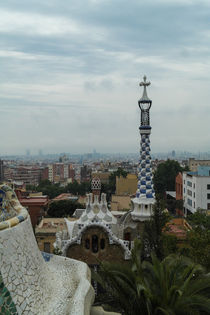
[1,1,210,154]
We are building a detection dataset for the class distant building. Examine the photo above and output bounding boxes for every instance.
[35,218,74,253]
[111,195,131,211]
[47,163,73,184]
[26,149,30,156]
[69,165,75,182]
[41,167,49,181]
[188,158,210,172]
[80,165,91,182]
[4,166,43,185]
[183,166,210,214]
[38,149,43,156]
[116,174,137,195]
[91,172,110,184]
[16,189,49,228]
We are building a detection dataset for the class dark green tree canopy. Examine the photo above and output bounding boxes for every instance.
[26,179,91,199]
[153,159,188,195]
[47,200,85,218]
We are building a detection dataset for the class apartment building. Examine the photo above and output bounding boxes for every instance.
[183,166,210,214]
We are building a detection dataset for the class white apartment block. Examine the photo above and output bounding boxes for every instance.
[64,164,69,179]
[183,166,210,214]
[48,164,54,182]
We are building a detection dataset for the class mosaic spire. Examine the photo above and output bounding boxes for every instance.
[131,76,155,221]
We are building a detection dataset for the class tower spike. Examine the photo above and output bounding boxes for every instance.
[131,76,155,221]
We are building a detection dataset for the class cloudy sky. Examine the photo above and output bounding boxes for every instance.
[1,0,210,155]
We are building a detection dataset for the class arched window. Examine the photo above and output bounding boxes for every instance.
[85,238,90,250]
[92,235,98,253]
[100,238,105,250]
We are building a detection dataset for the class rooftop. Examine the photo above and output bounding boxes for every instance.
[164,218,192,240]
[52,193,78,201]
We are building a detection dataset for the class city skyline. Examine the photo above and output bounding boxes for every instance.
[1,1,210,154]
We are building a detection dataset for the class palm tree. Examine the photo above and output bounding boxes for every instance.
[93,240,210,315]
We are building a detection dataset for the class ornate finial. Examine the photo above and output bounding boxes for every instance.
[139,75,150,87]
[139,75,151,102]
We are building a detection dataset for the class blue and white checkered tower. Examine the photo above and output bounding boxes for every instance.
[131,76,155,221]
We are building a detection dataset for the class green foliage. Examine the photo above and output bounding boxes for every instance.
[162,234,178,257]
[93,241,210,315]
[153,159,186,195]
[142,198,170,260]
[30,180,63,199]
[182,228,210,271]
[26,179,91,199]
[177,212,210,271]
[187,212,210,230]
[65,181,90,195]
[47,200,84,217]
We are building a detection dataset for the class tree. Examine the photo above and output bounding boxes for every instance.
[65,181,91,196]
[26,179,91,200]
[108,167,128,194]
[142,198,170,260]
[47,200,85,217]
[153,159,187,196]
[34,180,63,199]
[187,212,210,230]
[93,241,210,315]
[185,228,210,271]
[177,212,210,271]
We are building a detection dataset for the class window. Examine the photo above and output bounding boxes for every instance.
[187,198,192,206]
[194,202,195,208]
[187,181,192,187]
[44,242,51,253]
[207,184,210,190]
[207,194,210,199]
[85,238,90,249]
[194,192,195,198]
[187,190,192,196]
[100,239,105,250]
[208,203,210,210]
[193,183,195,189]
[92,235,98,253]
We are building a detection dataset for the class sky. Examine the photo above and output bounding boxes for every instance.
[1,0,210,155]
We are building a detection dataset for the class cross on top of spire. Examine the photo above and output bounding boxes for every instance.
[139,75,151,102]
[139,75,150,88]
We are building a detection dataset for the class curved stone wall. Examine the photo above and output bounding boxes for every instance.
[0,216,94,314]
[0,272,18,314]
